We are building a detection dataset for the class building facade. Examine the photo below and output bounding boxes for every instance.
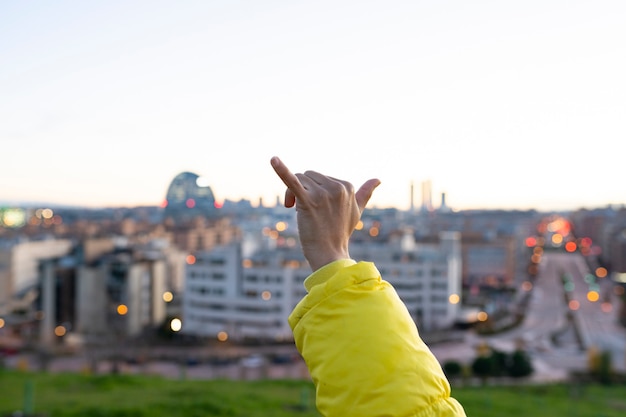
[181,230,463,341]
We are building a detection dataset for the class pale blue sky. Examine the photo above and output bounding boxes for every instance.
[1,1,625,211]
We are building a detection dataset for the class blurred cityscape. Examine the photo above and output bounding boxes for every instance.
[1,172,625,382]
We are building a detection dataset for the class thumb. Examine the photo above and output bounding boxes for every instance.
[355,178,381,212]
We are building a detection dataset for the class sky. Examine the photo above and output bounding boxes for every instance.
[1,0,625,212]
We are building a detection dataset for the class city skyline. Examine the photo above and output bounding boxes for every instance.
[1,1,625,212]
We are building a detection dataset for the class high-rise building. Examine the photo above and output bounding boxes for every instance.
[163,172,219,225]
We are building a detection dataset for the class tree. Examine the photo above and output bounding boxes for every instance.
[472,355,494,383]
[508,349,533,378]
[442,360,463,379]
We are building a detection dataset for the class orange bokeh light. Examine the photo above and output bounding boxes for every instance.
[586,291,600,302]
[565,241,577,252]
[595,267,608,278]
[54,325,67,337]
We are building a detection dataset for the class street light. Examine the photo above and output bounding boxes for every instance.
[117,304,128,315]
[170,318,182,332]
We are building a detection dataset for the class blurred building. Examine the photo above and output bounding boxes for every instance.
[182,228,463,341]
[182,243,308,342]
[462,233,516,289]
[352,230,463,331]
[162,171,219,225]
[166,217,241,253]
[0,238,73,316]
[34,238,172,346]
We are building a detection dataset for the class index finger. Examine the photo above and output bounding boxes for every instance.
[270,156,306,200]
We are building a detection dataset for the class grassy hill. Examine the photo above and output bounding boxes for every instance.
[1,370,625,416]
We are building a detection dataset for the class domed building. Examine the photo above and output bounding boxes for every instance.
[162,172,219,225]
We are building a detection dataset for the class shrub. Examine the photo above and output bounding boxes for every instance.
[508,350,533,378]
[442,360,463,379]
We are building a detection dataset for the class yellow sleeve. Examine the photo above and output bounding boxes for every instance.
[289,261,466,417]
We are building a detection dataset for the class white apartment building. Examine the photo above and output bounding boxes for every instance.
[181,230,462,341]
[182,243,309,342]
[352,231,463,331]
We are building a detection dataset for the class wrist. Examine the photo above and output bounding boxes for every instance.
[304,249,350,272]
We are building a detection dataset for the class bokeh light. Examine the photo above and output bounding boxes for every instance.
[565,241,577,252]
[170,318,182,332]
[54,325,66,337]
[586,290,599,302]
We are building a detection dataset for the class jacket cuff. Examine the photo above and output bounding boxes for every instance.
[303,259,357,292]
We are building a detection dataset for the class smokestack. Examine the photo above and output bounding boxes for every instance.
[421,180,432,212]
[440,192,451,213]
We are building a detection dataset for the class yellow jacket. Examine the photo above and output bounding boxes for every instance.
[289,260,466,417]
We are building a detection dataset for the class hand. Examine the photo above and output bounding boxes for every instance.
[270,156,381,271]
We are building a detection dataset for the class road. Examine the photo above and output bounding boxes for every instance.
[468,251,624,375]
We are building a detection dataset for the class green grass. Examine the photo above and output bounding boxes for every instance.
[453,383,626,417]
[0,370,319,417]
[1,370,625,417]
